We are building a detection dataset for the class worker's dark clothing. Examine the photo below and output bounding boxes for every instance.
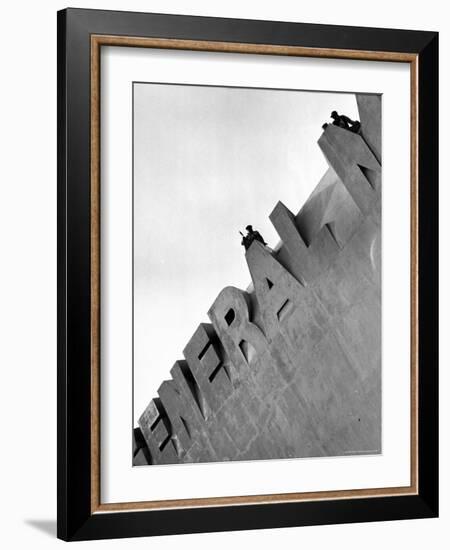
[241,230,267,250]
[332,114,361,134]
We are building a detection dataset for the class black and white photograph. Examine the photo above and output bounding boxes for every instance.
[132,83,382,467]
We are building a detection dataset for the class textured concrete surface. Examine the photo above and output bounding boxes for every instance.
[135,94,382,466]
[356,94,382,162]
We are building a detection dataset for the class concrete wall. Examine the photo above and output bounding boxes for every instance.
[135,94,382,466]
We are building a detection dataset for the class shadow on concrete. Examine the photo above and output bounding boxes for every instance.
[25,519,56,538]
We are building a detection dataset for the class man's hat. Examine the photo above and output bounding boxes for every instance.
[246,225,253,231]
[331,110,338,117]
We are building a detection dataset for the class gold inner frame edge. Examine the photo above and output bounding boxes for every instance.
[90,35,419,514]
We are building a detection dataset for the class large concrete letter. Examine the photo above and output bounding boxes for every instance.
[318,125,381,215]
[157,360,208,457]
[138,398,178,465]
[246,241,303,337]
[208,286,269,382]
[270,201,339,283]
[133,427,150,465]
[245,240,306,376]
[183,323,232,418]
[356,94,381,163]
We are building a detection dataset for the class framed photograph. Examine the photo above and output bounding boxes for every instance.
[57,8,438,541]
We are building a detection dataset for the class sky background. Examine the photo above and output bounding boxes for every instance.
[133,83,358,422]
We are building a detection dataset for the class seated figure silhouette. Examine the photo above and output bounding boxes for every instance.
[240,225,267,251]
[322,110,361,134]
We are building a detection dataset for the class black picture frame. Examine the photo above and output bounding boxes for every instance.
[57,7,438,541]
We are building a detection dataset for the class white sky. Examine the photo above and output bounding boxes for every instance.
[133,83,357,422]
